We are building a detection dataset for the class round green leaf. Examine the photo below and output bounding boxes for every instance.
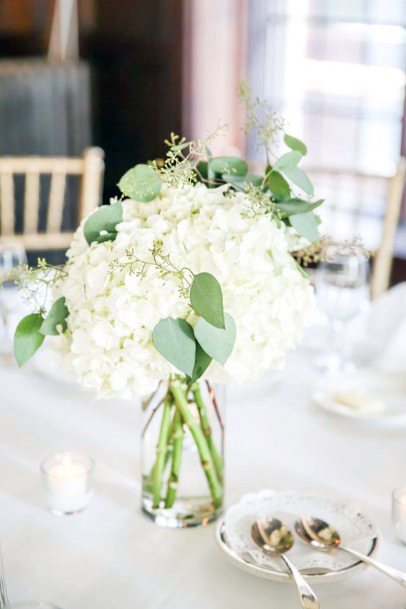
[289,212,319,242]
[40,297,69,336]
[276,198,323,217]
[189,343,212,383]
[152,318,196,377]
[222,174,263,191]
[209,157,248,177]
[266,171,291,200]
[194,313,236,365]
[283,166,314,195]
[190,273,225,329]
[14,313,45,367]
[273,150,302,172]
[118,164,162,202]
[195,161,208,181]
[84,202,123,245]
[284,134,307,155]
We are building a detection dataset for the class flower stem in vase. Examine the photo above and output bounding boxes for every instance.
[152,398,173,508]
[169,381,222,509]
[191,382,223,482]
[164,408,184,508]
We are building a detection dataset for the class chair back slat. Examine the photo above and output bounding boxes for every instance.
[24,172,40,234]
[0,172,15,235]
[79,147,105,219]
[0,148,104,250]
[371,157,406,299]
[47,173,66,233]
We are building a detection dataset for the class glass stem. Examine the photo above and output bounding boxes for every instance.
[169,381,222,509]
[152,398,173,508]
[192,382,223,482]
[0,546,9,609]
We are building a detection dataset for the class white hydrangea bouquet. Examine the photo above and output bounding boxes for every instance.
[8,88,325,527]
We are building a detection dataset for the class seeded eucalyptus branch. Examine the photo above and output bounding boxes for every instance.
[1,258,67,312]
[110,242,195,299]
[3,84,330,373]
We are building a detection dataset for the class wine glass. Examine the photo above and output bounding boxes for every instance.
[1,542,62,609]
[0,240,27,362]
[315,243,369,371]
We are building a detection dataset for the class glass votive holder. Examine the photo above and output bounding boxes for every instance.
[40,452,95,516]
[392,485,406,543]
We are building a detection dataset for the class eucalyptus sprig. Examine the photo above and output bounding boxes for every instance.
[110,243,236,381]
[110,242,194,299]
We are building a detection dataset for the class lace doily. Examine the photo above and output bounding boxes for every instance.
[224,490,377,572]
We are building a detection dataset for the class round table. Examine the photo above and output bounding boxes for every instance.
[0,351,404,608]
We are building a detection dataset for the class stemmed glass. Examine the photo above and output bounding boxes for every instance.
[315,243,369,372]
[0,240,27,362]
[0,542,62,609]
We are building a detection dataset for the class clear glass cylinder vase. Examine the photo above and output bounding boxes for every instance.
[141,378,225,528]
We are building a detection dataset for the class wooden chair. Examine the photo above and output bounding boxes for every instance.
[0,147,104,250]
[370,157,406,299]
[305,159,406,298]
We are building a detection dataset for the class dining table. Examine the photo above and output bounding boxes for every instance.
[0,348,405,609]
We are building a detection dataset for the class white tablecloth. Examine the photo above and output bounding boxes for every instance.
[0,352,405,609]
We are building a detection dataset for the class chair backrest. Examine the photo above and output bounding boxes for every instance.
[0,147,104,250]
[370,156,406,299]
[306,159,406,297]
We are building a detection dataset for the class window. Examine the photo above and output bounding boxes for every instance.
[247,0,406,250]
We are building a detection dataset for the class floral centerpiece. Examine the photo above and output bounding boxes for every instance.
[7,87,325,527]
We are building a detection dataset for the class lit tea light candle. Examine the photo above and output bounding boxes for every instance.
[392,485,406,543]
[40,452,94,515]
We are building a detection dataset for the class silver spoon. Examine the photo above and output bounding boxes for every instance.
[252,518,319,609]
[296,517,406,588]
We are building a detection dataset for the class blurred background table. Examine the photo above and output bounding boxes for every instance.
[0,352,404,609]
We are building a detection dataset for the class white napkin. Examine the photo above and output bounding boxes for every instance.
[365,283,406,374]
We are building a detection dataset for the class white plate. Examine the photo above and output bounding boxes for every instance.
[313,368,406,428]
[216,490,379,584]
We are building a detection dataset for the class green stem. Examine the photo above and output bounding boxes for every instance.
[164,409,184,509]
[192,382,223,482]
[169,381,222,509]
[152,398,172,508]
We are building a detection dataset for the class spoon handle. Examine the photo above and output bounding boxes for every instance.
[280,553,320,609]
[341,545,406,588]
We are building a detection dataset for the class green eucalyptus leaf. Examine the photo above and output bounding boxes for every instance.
[194,313,236,365]
[190,272,225,329]
[267,171,291,200]
[14,313,45,367]
[276,198,324,216]
[196,160,208,180]
[40,297,69,336]
[190,343,212,383]
[283,166,314,195]
[293,258,310,279]
[273,150,302,172]
[289,211,320,242]
[222,173,263,191]
[284,134,307,155]
[118,164,162,202]
[152,317,196,377]
[84,202,123,245]
[209,156,248,177]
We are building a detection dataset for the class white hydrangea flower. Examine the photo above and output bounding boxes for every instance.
[53,183,316,399]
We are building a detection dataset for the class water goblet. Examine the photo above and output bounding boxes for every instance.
[0,240,27,362]
[315,243,369,372]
